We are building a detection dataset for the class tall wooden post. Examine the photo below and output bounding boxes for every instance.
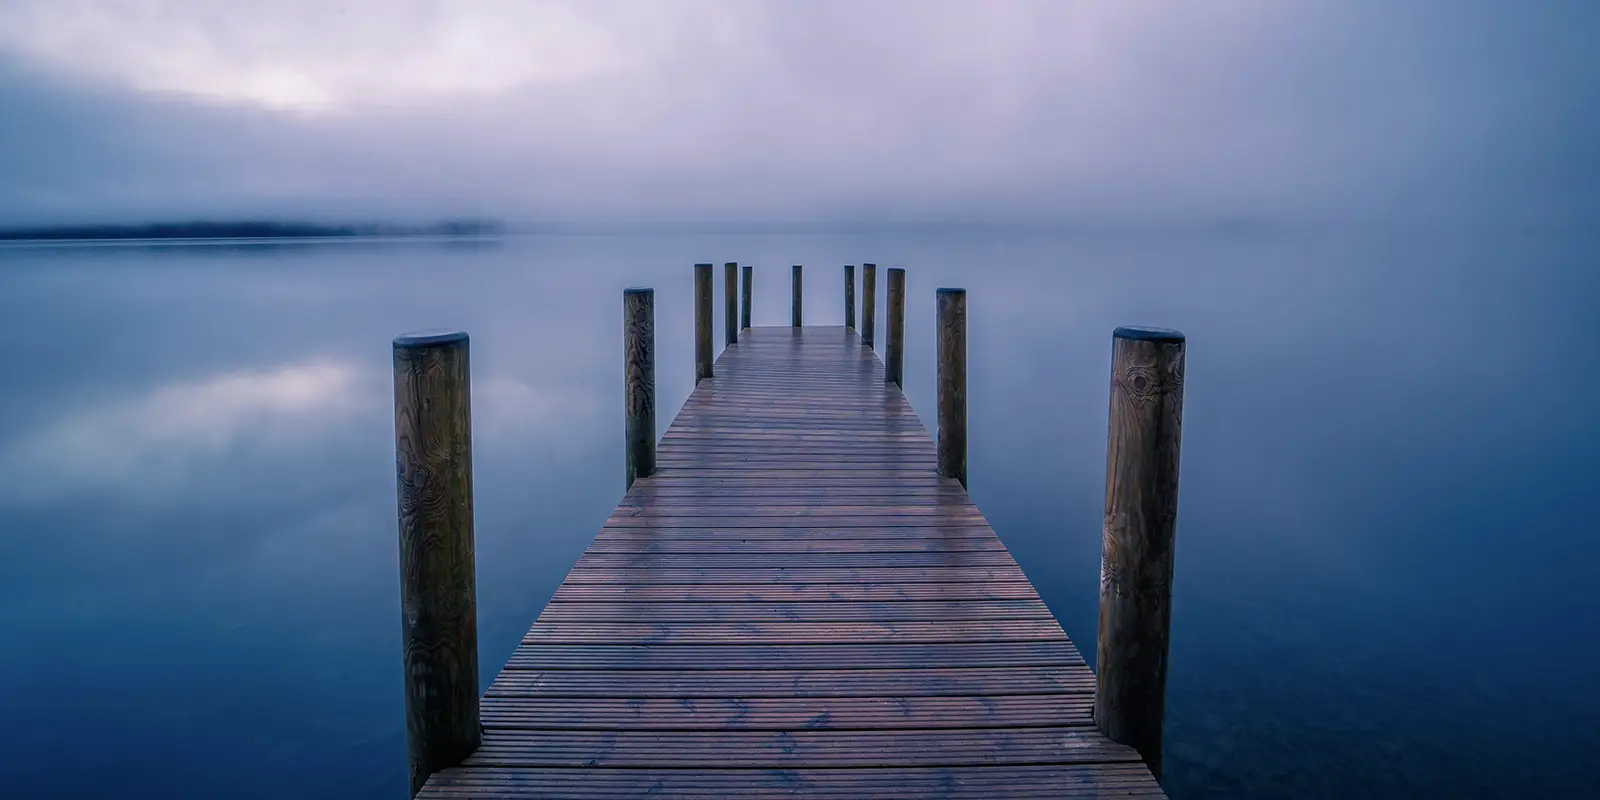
[845,265,856,330]
[741,265,752,330]
[392,329,480,797]
[1094,326,1186,782]
[792,265,803,327]
[695,263,713,382]
[862,263,877,348]
[623,289,656,488]
[724,262,739,346]
[885,267,906,387]
[936,289,966,487]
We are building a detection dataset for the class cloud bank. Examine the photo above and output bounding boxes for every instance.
[0,0,1595,228]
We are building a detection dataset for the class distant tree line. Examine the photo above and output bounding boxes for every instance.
[0,219,504,241]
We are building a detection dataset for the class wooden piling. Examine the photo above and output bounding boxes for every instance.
[845,265,856,330]
[1094,326,1186,781]
[724,262,738,346]
[392,329,480,797]
[741,265,752,330]
[886,267,906,388]
[936,289,966,487]
[862,263,877,348]
[695,263,713,382]
[623,289,655,488]
[792,265,803,327]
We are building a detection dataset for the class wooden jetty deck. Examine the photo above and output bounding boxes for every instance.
[415,325,1167,798]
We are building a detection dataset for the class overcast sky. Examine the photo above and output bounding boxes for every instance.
[0,0,1595,229]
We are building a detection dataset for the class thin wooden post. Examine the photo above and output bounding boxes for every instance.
[724,262,738,346]
[1094,326,1186,782]
[845,265,856,330]
[885,267,906,387]
[392,329,479,797]
[862,263,877,348]
[623,289,655,488]
[792,264,803,327]
[936,289,966,487]
[695,263,713,382]
[741,265,752,330]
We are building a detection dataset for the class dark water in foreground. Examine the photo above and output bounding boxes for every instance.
[0,230,1596,798]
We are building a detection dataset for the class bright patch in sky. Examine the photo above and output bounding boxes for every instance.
[0,0,645,110]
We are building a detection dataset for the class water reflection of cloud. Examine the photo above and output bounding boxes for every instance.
[0,357,611,506]
[0,360,373,504]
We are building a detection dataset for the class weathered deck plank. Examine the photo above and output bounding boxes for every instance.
[418,326,1164,798]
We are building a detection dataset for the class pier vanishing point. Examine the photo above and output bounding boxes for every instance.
[394,263,1186,798]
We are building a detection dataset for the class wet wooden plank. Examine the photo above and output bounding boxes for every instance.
[486,667,1092,698]
[601,517,993,530]
[559,566,1033,584]
[521,619,1068,645]
[610,506,984,517]
[572,552,1018,568]
[479,694,1093,730]
[419,326,1163,798]
[583,538,1009,554]
[462,728,1140,768]
[548,582,1043,603]
[535,599,1055,623]
[591,531,1003,543]
[505,642,1081,669]
[421,765,1166,799]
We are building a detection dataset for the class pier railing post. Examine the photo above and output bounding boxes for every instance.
[624,289,656,488]
[1094,326,1186,781]
[886,267,906,387]
[392,330,480,797]
[845,265,856,330]
[862,263,877,348]
[724,262,738,346]
[792,264,803,327]
[741,265,752,330]
[936,289,966,487]
[695,263,713,382]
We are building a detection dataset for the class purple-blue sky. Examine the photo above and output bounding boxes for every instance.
[1,0,1595,228]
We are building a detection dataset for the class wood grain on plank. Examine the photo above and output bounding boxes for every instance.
[548,582,1044,603]
[480,693,1092,730]
[421,765,1165,799]
[505,641,1081,669]
[535,599,1055,623]
[487,667,1092,698]
[463,727,1139,768]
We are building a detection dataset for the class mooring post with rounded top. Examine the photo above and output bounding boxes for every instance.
[724,262,738,346]
[741,265,752,330]
[862,263,877,348]
[936,288,966,487]
[694,263,713,382]
[792,264,803,327]
[845,265,856,330]
[1094,326,1186,782]
[623,289,656,489]
[886,267,906,387]
[392,329,480,797]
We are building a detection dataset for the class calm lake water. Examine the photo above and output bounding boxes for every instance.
[0,230,1596,798]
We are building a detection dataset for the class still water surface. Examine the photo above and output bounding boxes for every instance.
[0,231,1595,798]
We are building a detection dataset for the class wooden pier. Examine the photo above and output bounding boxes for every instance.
[398,266,1182,798]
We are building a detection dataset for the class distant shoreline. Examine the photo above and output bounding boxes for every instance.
[0,219,504,242]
